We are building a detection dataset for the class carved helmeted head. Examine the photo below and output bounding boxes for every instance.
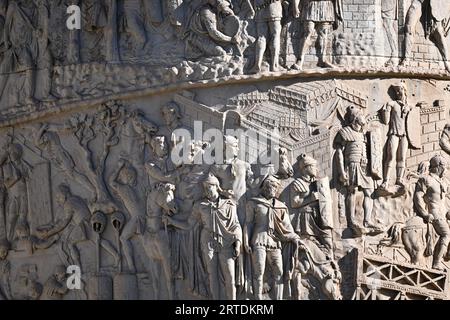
[161,102,181,128]
[209,0,234,16]
[344,105,366,132]
[202,173,222,201]
[260,175,281,199]
[153,183,178,215]
[298,154,318,179]
[429,155,447,178]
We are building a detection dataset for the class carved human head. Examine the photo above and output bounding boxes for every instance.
[8,143,23,162]
[150,135,168,158]
[0,239,10,260]
[261,175,281,199]
[213,0,234,16]
[297,154,318,178]
[54,265,67,282]
[390,82,407,101]
[161,102,181,127]
[224,135,239,159]
[202,173,221,200]
[429,155,447,178]
[345,106,365,132]
[118,160,137,186]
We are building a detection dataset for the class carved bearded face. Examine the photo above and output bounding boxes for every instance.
[203,183,219,201]
[262,180,279,199]
[151,136,168,158]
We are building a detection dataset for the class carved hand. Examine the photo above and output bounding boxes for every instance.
[244,242,252,254]
[424,214,434,223]
[340,172,349,185]
[293,7,300,18]
[233,241,241,258]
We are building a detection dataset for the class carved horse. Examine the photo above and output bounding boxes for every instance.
[143,182,178,299]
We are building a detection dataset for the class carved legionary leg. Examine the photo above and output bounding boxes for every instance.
[400,0,422,66]
[251,247,266,300]
[317,23,334,68]
[293,22,315,70]
[249,22,269,74]
[430,24,450,73]
[269,21,282,72]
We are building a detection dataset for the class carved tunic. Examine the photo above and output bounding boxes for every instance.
[381,0,398,20]
[192,198,242,252]
[334,126,373,189]
[303,0,336,22]
[254,0,282,22]
[246,197,298,250]
[383,101,410,137]
[290,177,332,239]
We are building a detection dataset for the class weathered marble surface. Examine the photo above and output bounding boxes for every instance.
[1,0,450,300]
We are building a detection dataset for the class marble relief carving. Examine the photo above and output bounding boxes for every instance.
[1,0,450,301]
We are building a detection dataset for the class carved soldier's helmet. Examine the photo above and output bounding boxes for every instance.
[429,154,447,169]
[297,153,317,171]
[260,174,281,189]
[203,173,221,187]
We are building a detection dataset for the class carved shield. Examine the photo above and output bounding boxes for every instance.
[316,177,333,229]
[223,15,240,37]
[368,129,383,180]
[406,106,422,150]
[430,0,450,22]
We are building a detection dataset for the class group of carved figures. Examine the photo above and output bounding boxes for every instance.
[1,0,450,107]
[1,80,450,299]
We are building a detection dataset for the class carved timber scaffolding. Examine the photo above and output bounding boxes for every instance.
[353,250,450,300]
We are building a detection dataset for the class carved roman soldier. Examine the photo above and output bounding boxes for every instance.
[290,154,333,252]
[334,106,377,235]
[292,0,343,70]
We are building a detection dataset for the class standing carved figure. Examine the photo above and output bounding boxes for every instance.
[413,155,450,271]
[109,159,146,273]
[400,0,450,72]
[244,175,300,300]
[247,0,283,73]
[167,174,242,300]
[34,0,55,101]
[290,154,333,252]
[381,0,398,66]
[0,0,37,105]
[334,106,376,234]
[292,0,343,70]
[3,144,31,243]
[379,83,412,191]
